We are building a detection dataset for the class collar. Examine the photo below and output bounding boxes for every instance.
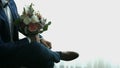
[1,0,7,5]
[1,0,9,8]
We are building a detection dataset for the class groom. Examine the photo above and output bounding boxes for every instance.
[0,0,79,68]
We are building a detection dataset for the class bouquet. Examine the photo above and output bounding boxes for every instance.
[15,4,51,36]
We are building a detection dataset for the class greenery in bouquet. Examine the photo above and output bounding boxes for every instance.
[15,4,51,36]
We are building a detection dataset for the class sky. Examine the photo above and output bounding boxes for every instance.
[15,0,120,66]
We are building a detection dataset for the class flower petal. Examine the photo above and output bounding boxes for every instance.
[23,16,31,25]
[31,14,39,23]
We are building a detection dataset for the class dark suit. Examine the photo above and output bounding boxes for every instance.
[0,0,60,68]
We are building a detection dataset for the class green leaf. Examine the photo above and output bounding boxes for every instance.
[14,18,21,25]
[43,21,51,30]
[40,21,51,33]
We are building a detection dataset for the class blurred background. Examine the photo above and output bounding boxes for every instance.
[15,0,120,68]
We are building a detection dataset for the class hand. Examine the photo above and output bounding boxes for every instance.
[28,34,52,49]
[28,34,41,43]
[40,39,52,49]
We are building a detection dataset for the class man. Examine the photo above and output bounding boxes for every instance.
[0,0,79,68]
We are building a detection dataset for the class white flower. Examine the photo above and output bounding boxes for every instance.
[23,4,34,16]
[23,7,29,15]
[23,16,31,25]
[31,14,39,23]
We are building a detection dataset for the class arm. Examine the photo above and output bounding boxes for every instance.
[40,38,52,49]
[39,34,52,49]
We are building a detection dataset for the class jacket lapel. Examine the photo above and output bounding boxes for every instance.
[0,7,11,42]
[0,7,9,24]
[8,0,19,21]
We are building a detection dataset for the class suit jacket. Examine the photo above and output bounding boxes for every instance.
[0,0,30,67]
[0,0,60,68]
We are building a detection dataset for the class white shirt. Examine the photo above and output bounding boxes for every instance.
[1,0,13,41]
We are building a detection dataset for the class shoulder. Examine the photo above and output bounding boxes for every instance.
[9,0,15,4]
[9,0,17,9]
